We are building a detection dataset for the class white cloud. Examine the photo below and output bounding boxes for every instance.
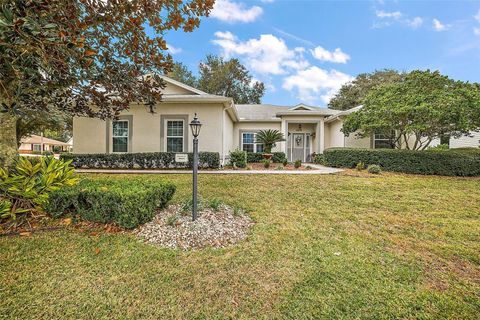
[212,31,309,75]
[432,18,449,31]
[260,0,274,3]
[282,67,353,103]
[474,27,480,36]
[311,46,350,64]
[167,44,182,54]
[211,0,263,23]
[474,9,480,22]
[376,10,402,19]
[407,17,423,29]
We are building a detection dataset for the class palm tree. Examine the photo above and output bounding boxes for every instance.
[255,129,285,154]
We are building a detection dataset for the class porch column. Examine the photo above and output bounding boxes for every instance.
[318,119,324,153]
[280,119,287,153]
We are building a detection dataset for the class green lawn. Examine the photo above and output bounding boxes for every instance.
[1,172,479,319]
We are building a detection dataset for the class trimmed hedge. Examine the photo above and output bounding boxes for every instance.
[45,177,176,229]
[246,152,287,163]
[61,152,220,169]
[229,150,247,168]
[324,148,480,176]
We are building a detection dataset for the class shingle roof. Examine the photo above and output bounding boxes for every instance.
[21,135,71,146]
[235,104,340,121]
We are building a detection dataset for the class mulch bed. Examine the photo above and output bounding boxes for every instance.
[225,163,315,171]
[134,204,254,250]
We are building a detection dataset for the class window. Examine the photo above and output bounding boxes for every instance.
[242,132,264,153]
[112,120,128,153]
[166,120,184,152]
[33,144,41,152]
[374,130,395,149]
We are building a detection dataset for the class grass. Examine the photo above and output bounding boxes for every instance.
[1,172,479,319]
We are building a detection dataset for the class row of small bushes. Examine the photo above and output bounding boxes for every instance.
[323,148,480,176]
[60,152,220,169]
[45,177,176,229]
[229,150,287,168]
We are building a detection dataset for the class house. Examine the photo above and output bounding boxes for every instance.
[19,134,72,154]
[72,76,476,164]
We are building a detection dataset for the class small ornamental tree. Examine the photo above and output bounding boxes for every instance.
[0,0,214,167]
[342,70,480,150]
[255,130,285,154]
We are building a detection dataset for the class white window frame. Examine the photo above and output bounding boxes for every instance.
[166,119,184,153]
[32,144,42,152]
[241,132,264,153]
[112,120,129,153]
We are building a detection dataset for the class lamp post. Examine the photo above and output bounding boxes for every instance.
[189,113,202,221]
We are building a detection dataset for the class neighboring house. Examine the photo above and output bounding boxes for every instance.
[73,76,477,164]
[19,135,71,154]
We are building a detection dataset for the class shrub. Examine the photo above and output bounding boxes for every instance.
[275,165,284,170]
[294,159,302,169]
[262,159,270,169]
[45,177,175,229]
[356,162,366,171]
[61,152,220,169]
[314,154,325,165]
[282,158,288,166]
[428,144,449,150]
[0,157,78,221]
[323,148,480,176]
[367,164,382,174]
[246,152,287,163]
[166,215,179,227]
[180,197,204,214]
[229,150,247,168]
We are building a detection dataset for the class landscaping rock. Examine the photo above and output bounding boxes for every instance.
[134,204,254,250]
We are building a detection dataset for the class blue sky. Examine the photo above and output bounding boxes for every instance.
[162,0,480,107]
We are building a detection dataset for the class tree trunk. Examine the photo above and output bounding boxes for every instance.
[0,112,18,168]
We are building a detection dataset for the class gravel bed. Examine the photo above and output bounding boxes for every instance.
[134,204,254,250]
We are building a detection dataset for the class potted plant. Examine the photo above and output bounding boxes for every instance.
[255,129,285,160]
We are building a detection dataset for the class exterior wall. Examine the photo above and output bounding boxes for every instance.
[73,117,107,153]
[325,120,345,149]
[223,109,235,162]
[233,122,282,151]
[280,115,325,154]
[19,143,32,151]
[450,131,480,148]
[345,132,371,148]
[73,102,225,154]
[162,83,196,95]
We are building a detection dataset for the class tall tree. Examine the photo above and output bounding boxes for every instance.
[0,0,213,167]
[198,55,265,104]
[342,70,480,150]
[167,62,198,87]
[329,69,403,110]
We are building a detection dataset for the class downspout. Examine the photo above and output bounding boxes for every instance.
[222,101,235,166]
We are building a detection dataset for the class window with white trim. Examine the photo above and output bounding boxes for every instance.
[374,130,395,149]
[112,120,129,153]
[166,120,184,152]
[242,132,264,153]
[33,144,41,152]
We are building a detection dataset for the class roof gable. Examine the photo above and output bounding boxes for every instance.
[289,103,315,111]
[159,75,206,95]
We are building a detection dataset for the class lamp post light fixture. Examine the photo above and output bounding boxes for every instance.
[189,113,202,221]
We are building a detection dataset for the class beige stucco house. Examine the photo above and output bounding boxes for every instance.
[73,76,375,164]
[74,76,476,164]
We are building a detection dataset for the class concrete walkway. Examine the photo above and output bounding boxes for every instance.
[75,164,343,175]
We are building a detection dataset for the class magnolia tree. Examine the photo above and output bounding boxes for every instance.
[342,70,480,150]
[0,0,214,167]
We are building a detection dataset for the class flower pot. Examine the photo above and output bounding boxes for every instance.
[262,153,273,160]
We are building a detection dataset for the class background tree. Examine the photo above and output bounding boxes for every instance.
[342,70,480,150]
[328,69,403,110]
[0,0,213,167]
[16,108,72,145]
[168,55,266,104]
[167,62,198,88]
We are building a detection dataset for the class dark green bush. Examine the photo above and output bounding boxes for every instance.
[45,177,176,229]
[229,149,247,168]
[314,154,325,165]
[294,159,302,169]
[246,152,286,163]
[60,152,220,169]
[324,148,480,176]
[262,159,270,168]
